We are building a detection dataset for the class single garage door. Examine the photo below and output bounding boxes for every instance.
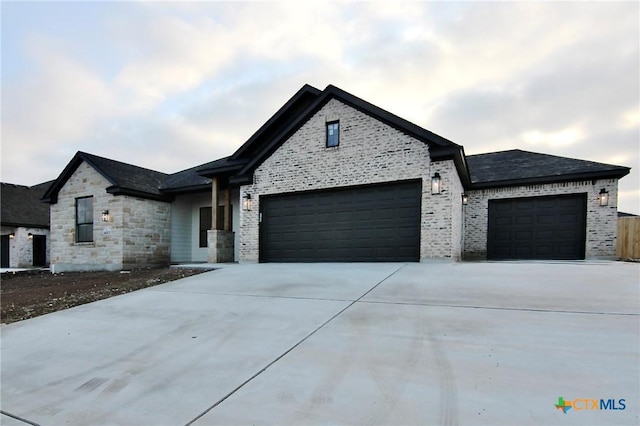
[487,194,587,260]
[259,180,422,262]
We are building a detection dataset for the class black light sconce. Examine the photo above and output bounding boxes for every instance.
[9,232,15,239]
[242,193,253,211]
[102,210,110,222]
[431,172,441,195]
[462,193,468,205]
[598,188,609,206]
[28,233,33,240]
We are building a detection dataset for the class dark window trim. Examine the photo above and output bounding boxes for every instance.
[76,196,94,243]
[326,120,340,148]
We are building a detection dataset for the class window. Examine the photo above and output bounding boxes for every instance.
[199,207,212,248]
[76,197,94,243]
[326,121,339,147]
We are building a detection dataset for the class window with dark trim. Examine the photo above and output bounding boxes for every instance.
[326,121,340,147]
[76,196,94,243]
[199,207,212,248]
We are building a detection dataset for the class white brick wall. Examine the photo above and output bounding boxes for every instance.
[238,98,461,262]
[463,179,619,259]
[1,226,50,268]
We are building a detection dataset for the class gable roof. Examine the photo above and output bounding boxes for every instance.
[197,84,322,178]
[159,157,249,193]
[42,152,171,203]
[1,181,53,228]
[229,84,323,161]
[199,84,471,186]
[466,149,630,189]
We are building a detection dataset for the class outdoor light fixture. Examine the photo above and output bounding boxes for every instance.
[9,233,15,239]
[28,233,33,240]
[598,188,609,206]
[102,210,110,222]
[431,172,442,195]
[242,193,253,211]
[462,193,468,205]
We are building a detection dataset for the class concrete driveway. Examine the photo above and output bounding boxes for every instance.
[1,262,638,425]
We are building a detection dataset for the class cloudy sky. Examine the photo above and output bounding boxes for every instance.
[2,1,638,213]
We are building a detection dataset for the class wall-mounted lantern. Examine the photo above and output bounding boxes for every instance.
[9,232,15,239]
[462,193,468,205]
[28,233,33,240]
[598,188,609,206]
[102,210,110,222]
[431,172,442,195]
[242,194,253,211]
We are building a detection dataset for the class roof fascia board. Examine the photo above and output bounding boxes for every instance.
[470,168,631,190]
[106,186,173,202]
[42,151,118,204]
[235,85,463,180]
[159,184,212,194]
[325,85,459,148]
[228,174,253,185]
[197,163,246,178]
[229,84,322,161]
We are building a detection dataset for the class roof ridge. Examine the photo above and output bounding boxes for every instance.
[79,151,170,176]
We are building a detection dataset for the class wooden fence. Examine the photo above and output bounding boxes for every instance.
[617,217,640,260]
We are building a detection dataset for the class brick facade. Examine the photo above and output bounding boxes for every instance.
[238,98,462,262]
[50,162,170,272]
[463,179,619,259]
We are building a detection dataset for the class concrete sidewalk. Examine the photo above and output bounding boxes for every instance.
[1,262,638,425]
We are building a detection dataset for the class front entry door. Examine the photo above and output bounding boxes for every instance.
[32,235,46,267]
[1,235,9,268]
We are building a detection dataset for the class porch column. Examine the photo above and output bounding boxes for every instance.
[207,177,234,263]
[211,177,218,230]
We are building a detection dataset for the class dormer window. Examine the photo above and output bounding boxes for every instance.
[326,121,340,147]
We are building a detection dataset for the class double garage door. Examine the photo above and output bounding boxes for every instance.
[259,180,421,262]
[487,194,587,260]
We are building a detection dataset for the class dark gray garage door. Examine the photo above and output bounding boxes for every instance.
[259,180,422,262]
[487,194,587,260]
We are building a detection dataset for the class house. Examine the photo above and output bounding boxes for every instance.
[1,181,53,268]
[42,84,630,271]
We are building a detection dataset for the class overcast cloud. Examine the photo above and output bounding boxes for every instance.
[1,1,638,213]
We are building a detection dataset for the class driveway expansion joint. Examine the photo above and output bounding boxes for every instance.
[183,264,408,426]
[359,299,640,316]
[1,410,42,426]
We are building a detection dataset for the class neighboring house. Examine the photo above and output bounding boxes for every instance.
[42,84,631,271]
[1,181,53,268]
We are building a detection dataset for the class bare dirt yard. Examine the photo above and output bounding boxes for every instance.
[1,268,210,324]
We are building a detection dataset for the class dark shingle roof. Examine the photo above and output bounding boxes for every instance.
[82,152,169,197]
[161,156,250,192]
[200,84,470,186]
[43,152,171,203]
[1,181,53,228]
[467,149,630,188]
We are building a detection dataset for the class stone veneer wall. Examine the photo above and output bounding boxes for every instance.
[463,179,619,259]
[50,161,170,272]
[238,98,460,262]
[122,195,171,269]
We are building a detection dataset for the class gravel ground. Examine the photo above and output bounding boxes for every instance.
[0,268,210,324]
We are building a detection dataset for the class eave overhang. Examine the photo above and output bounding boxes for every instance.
[469,168,631,190]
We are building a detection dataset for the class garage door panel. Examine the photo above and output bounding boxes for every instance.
[487,194,586,260]
[260,180,421,262]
